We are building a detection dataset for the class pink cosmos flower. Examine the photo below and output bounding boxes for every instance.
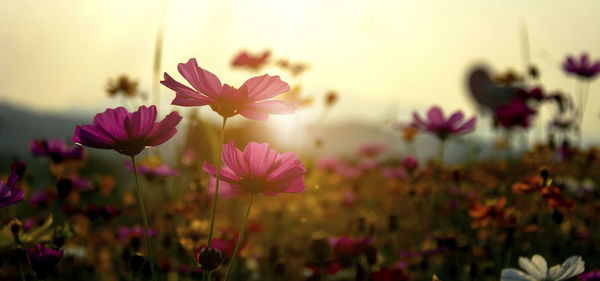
[563,53,600,79]
[203,142,305,196]
[161,58,294,121]
[411,106,476,140]
[232,50,271,70]
[72,105,182,157]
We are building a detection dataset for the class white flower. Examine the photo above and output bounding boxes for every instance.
[501,255,584,281]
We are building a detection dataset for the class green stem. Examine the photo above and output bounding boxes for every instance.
[131,156,156,281]
[18,255,26,281]
[438,139,447,165]
[225,194,254,281]
[202,117,228,281]
[207,117,228,246]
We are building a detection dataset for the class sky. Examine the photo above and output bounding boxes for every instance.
[1,0,600,140]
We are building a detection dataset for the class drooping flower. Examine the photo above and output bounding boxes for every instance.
[203,142,305,196]
[563,53,600,79]
[72,105,182,157]
[231,50,270,70]
[0,164,25,209]
[500,254,584,281]
[27,244,64,279]
[161,58,294,121]
[411,106,476,140]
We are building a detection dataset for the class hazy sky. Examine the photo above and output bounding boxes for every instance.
[1,0,599,138]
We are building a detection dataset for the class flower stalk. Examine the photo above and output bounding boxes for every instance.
[225,193,254,281]
[131,156,156,281]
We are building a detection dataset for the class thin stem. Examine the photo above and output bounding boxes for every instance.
[438,139,447,165]
[580,80,590,146]
[131,156,156,281]
[18,255,26,281]
[225,194,254,281]
[206,117,228,246]
[202,117,228,281]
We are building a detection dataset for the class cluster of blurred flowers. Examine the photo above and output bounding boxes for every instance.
[1,49,600,281]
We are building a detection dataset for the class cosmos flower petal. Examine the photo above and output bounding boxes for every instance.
[446,111,465,127]
[208,177,242,198]
[454,116,477,133]
[202,162,240,183]
[177,58,222,99]
[146,111,183,146]
[161,72,212,101]
[171,95,212,106]
[500,268,536,281]
[238,100,295,121]
[125,105,157,139]
[242,74,291,100]
[426,106,445,126]
[222,142,250,177]
[519,255,547,279]
[549,256,584,281]
[243,142,280,177]
[75,125,118,148]
[93,107,129,141]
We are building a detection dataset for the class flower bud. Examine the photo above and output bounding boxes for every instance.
[9,219,22,236]
[195,247,223,271]
[130,252,145,272]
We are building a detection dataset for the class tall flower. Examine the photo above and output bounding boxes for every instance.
[72,105,182,157]
[501,254,584,281]
[203,142,306,196]
[0,164,25,209]
[161,58,294,121]
[411,106,476,140]
[27,244,64,279]
[72,105,180,281]
[563,53,600,80]
[203,142,305,280]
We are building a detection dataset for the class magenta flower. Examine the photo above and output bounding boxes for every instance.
[72,105,182,157]
[30,139,84,163]
[580,271,600,281]
[118,225,158,241]
[402,156,419,172]
[0,164,25,209]
[161,58,294,121]
[203,142,305,196]
[27,244,64,279]
[494,98,537,129]
[411,106,476,140]
[563,53,600,79]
